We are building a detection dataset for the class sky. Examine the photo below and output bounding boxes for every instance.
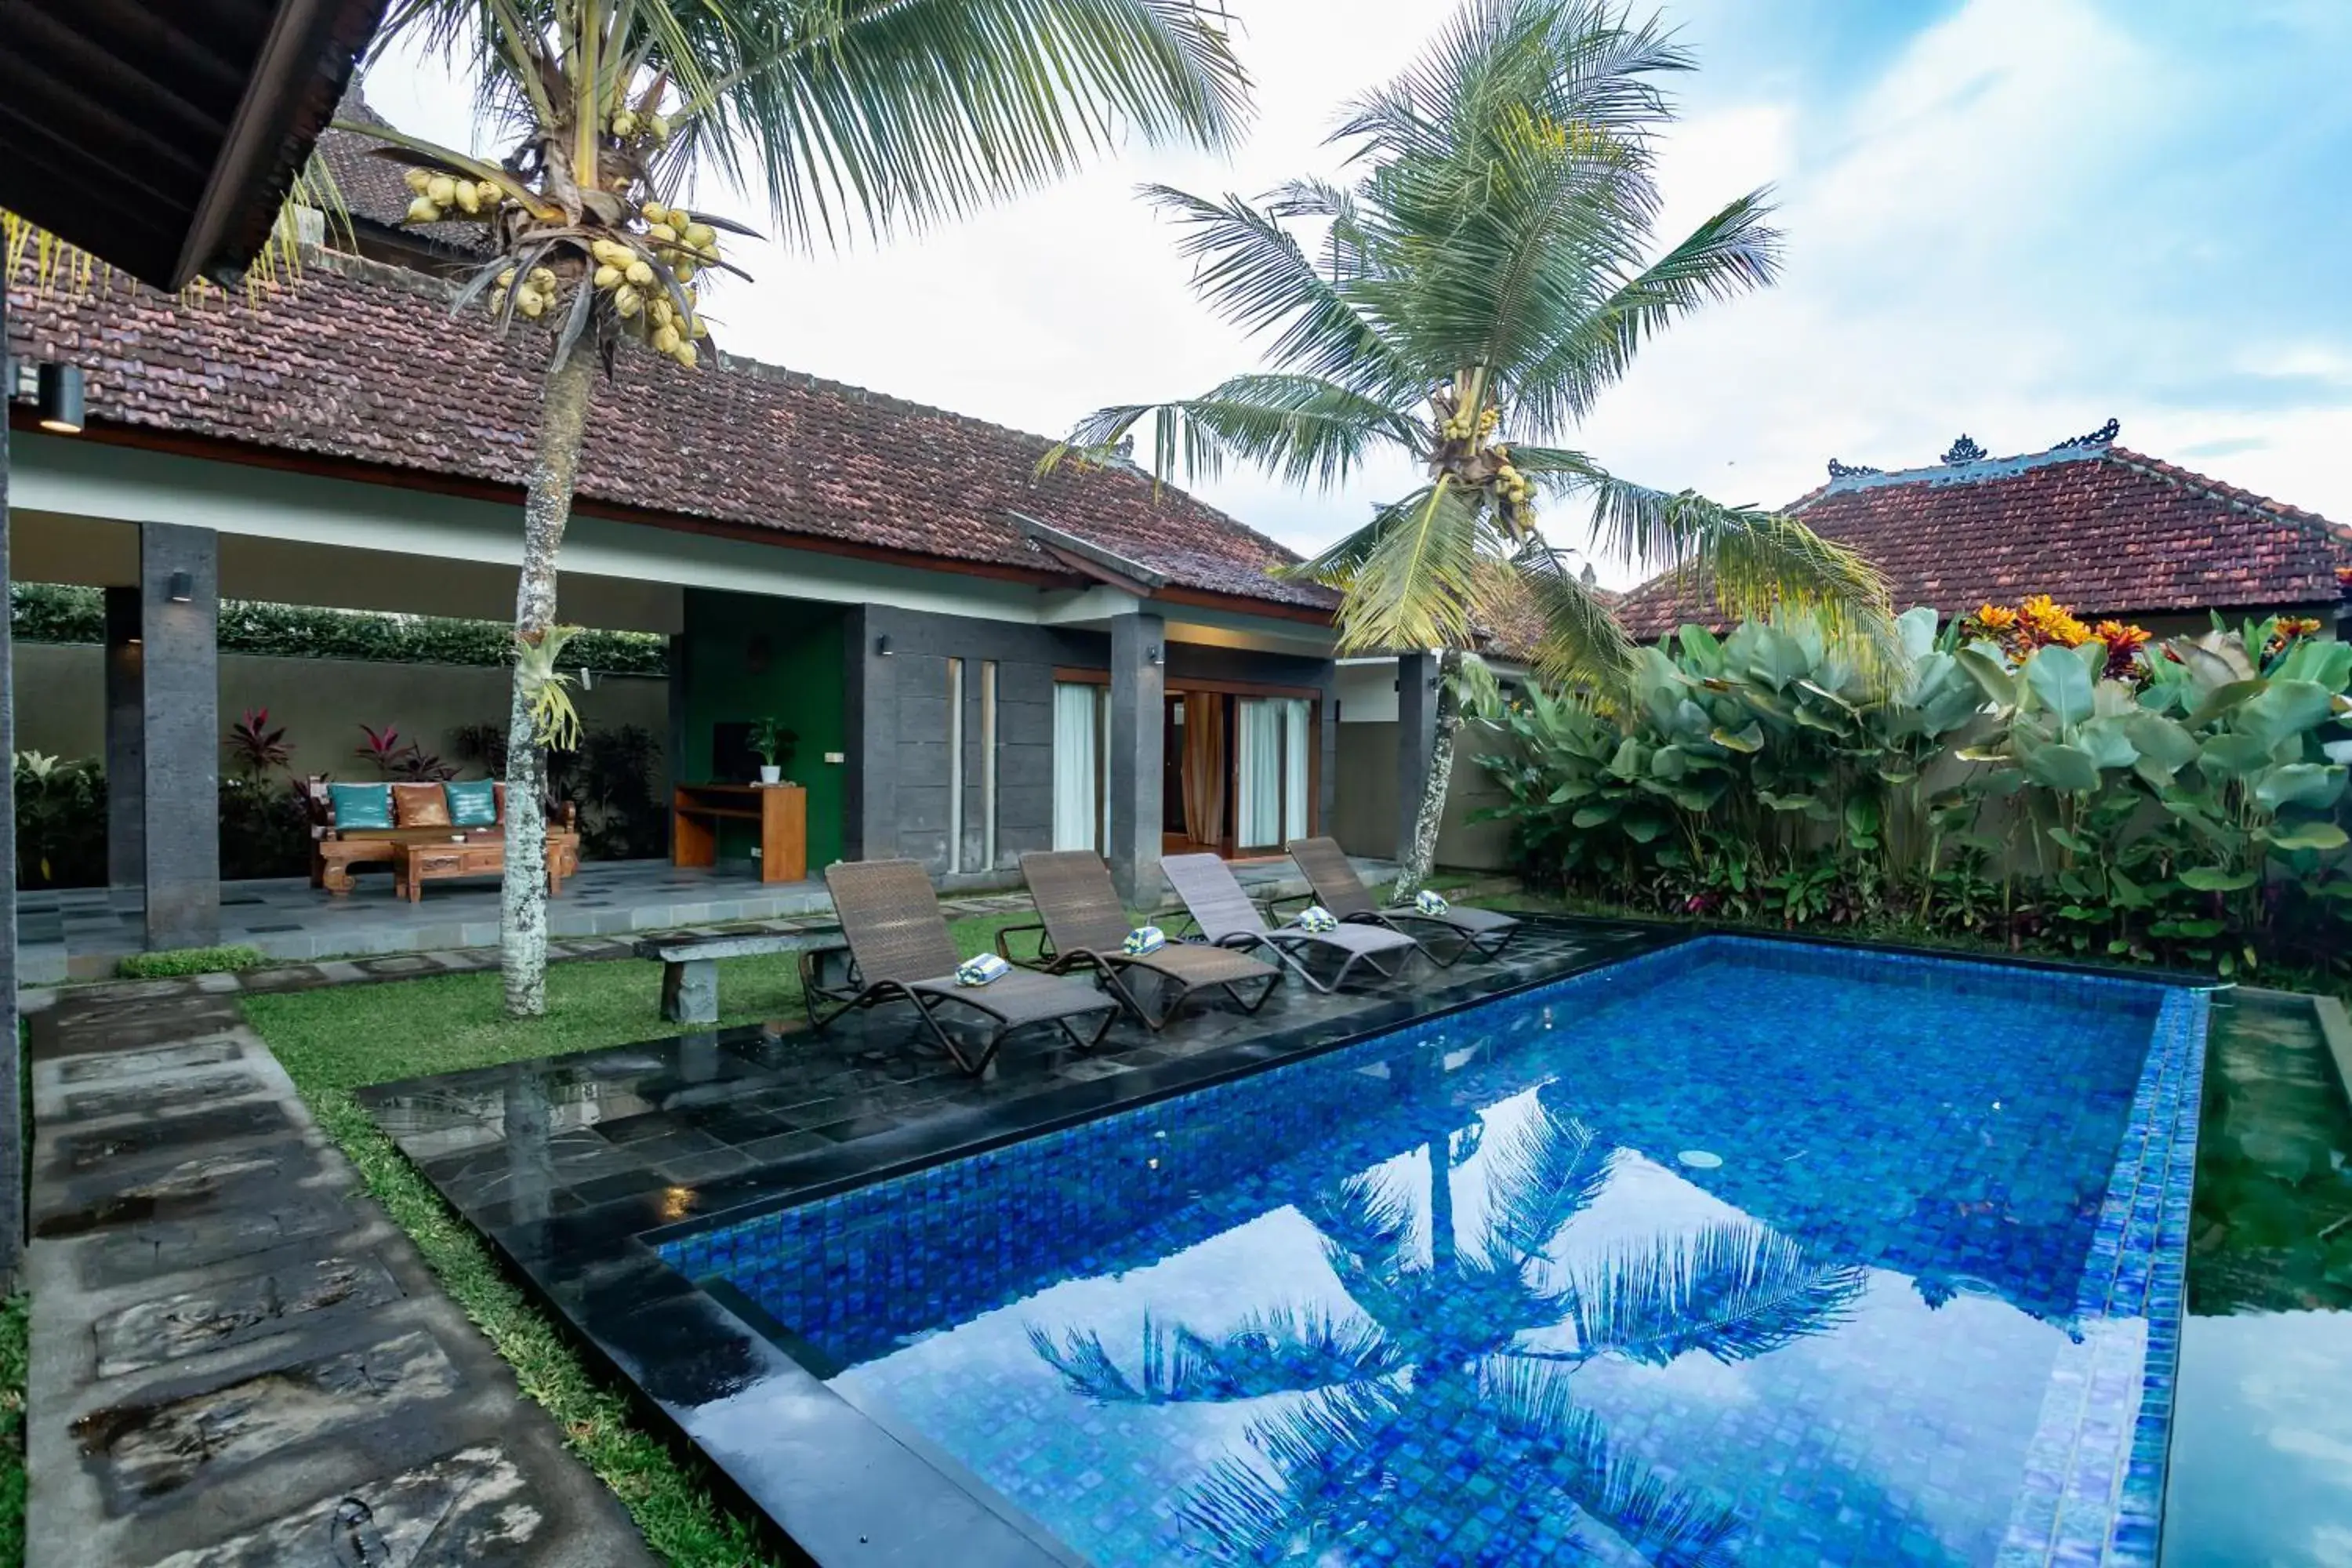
[362,0,2352,590]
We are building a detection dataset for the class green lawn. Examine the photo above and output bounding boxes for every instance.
[0,1293,24,1568]
[240,909,1044,1568]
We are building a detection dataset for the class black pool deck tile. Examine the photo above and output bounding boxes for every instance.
[357,914,1680,1566]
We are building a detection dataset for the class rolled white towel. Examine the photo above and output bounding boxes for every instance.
[956,953,1011,986]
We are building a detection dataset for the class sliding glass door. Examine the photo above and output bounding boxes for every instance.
[1234,696,1312,850]
[1051,681,1109,853]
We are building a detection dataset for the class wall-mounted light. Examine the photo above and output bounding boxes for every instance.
[37,363,84,434]
[876,634,895,657]
[1146,644,1163,666]
[166,570,194,603]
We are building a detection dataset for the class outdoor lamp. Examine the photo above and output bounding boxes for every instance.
[166,571,194,603]
[37,363,84,434]
[876,635,895,657]
[1147,644,1164,666]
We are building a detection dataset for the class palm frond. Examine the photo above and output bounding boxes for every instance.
[1043,373,1418,490]
[1473,1099,1610,1265]
[384,0,1249,252]
[1514,445,1898,676]
[1302,480,1489,655]
[1024,1305,1406,1405]
[1175,1382,1409,1564]
[1562,1220,1867,1367]
[1139,184,1416,401]
[1501,539,1639,691]
[1512,189,1782,431]
[1299,1169,1415,1261]
[713,0,1250,250]
[1479,1358,1747,1568]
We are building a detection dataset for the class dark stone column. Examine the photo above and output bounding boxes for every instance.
[0,293,21,1286]
[843,607,896,864]
[138,523,220,949]
[1396,651,1437,860]
[103,586,145,891]
[664,630,688,854]
[1108,612,1165,908]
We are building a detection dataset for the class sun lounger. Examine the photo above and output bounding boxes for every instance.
[1160,852,1418,994]
[1004,851,1282,1030]
[813,859,1118,1075]
[1283,837,1521,967]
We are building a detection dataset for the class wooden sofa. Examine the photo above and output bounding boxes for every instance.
[308,780,580,895]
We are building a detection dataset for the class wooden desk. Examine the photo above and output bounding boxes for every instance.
[672,783,807,884]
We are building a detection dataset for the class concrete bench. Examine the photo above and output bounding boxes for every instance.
[633,927,844,1025]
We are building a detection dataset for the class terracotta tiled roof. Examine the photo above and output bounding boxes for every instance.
[5,249,1335,614]
[1614,437,2352,640]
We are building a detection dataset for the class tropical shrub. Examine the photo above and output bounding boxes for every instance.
[11,583,670,675]
[1468,606,2351,978]
[13,753,106,890]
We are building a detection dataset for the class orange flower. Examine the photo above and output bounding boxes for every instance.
[2265,615,2325,658]
[1972,604,2019,631]
[2094,620,2152,681]
[2018,593,2090,645]
[2093,620,2150,652]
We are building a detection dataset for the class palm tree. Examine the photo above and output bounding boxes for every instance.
[1025,1062,1867,1563]
[352,0,1252,1014]
[1045,0,1889,895]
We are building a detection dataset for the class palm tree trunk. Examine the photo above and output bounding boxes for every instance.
[500,347,594,1017]
[1396,648,1462,900]
[1427,1138,1457,1272]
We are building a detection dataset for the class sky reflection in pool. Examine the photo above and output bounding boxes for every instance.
[673,942,2190,1566]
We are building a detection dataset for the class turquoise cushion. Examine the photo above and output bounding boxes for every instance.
[445,779,498,827]
[330,782,393,830]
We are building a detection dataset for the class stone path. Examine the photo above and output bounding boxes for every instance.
[23,987,656,1567]
[16,857,1491,1566]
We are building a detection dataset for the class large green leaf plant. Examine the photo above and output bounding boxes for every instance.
[1468,612,2352,976]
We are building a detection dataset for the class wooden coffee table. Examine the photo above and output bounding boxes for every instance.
[395,833,579,902]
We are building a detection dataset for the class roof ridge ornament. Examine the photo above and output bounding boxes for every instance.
[2055,417,2121,451]
[1826,458,1881,481]
[1940,434,1987,465]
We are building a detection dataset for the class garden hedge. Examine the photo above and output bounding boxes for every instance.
[10,583,668,676]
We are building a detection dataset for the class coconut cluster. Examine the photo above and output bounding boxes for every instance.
[1492,452,1535,526]
[608,107,673,143]
[403,169,506,224]
[1440,404,1500,445]
[402,163,721,369]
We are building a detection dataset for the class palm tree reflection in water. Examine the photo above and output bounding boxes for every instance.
[1025,1055,1867,1564]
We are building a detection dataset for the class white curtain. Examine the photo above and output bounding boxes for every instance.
[1236,698,1285,846]
[1281,698,1311,842]
[1052,684,1099,851]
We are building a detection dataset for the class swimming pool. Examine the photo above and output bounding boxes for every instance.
[663,938,2209,1566]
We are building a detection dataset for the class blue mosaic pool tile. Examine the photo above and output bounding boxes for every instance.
[666,938,2208,1567]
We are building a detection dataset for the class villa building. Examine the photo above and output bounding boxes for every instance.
[5,240,1403,950]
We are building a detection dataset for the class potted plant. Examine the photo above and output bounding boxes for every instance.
[747,718,797,785]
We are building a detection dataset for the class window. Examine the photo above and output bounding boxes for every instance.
[1052,681,1108,853]
[947,658,965,873]
[981,660,999,870]
[1236,696,1312,848]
